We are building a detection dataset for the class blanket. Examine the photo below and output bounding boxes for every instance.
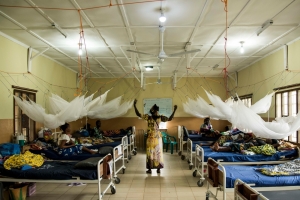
[256,158,300,176]
[4,151,44,170]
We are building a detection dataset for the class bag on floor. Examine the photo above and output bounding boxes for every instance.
[8,184,27,200]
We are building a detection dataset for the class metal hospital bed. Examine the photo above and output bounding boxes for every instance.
[0,154,116,200]
[205,158,300,200]
[31,140,126,184]
[193,144,300,187]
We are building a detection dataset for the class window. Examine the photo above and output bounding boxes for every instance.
[13,86,37,143]
[235,94,252,108]
[275,84,300,143]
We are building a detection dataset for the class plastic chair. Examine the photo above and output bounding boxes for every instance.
[161,132,170,152]
[161,132,178,154]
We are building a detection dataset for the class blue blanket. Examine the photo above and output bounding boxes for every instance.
[224,164,300,188]
[202,148,297,162]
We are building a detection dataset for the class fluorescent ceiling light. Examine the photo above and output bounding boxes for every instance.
[145,66,153,71]
[257,19,273,36]
[212,64,219,69]
[159,13,166,22]
[51,23,67,38]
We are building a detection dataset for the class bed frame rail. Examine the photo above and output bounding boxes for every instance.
[234,179,268,200]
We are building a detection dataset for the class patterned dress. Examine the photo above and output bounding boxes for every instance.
[143,114,168,169]
[57,134,84,156]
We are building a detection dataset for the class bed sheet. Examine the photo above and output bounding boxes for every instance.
[29,149,103,161]
[225,165,300,188]
[86,141,121,149]
[202,148,297,162]
[0,160,99,180]
[184,135,218,142]
[190,143,214,151]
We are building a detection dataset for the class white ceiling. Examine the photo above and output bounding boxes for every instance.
[0,0,299,79]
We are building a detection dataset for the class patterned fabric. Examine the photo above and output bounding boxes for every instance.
[231,142,254,152]
[248,144,276,155]
[143,114,168,169]
[4,151,44,170]
[94,127,103,139]
[216,135,233,146]
[257,158,300,176]
[57,145,83,156]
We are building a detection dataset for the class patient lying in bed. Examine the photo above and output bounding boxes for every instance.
[211,136,296,155]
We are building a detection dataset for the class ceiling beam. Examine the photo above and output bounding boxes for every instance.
[238,23,300,71]
[192,0,252,72]
[0,10,101,79]
[69,0,95,28]
[236,0,299,69]
[117,0,143,73]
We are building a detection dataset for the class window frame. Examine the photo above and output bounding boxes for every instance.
[235,93,253,108]
[13,85,37,143]
[274,84,300,143]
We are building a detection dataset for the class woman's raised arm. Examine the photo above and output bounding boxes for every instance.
[168,105,177,121]
[134,99,142,118]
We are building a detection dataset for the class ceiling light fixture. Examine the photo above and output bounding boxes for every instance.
[159,11,166,23]
[257,19,273,36]
[51,23,67,38]
[240,41,244,54]
[78,43,83,56]
[145,66,153,71]
[212,64,219,69]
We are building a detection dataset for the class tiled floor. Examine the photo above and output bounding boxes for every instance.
[27,151,234,200]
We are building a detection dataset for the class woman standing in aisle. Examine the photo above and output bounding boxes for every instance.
[133,99,177,174]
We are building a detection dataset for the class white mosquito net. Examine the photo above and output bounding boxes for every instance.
[183,96,226,120]
[14,95,86,129]
[231,99,300,139]
[183,89,300,139]
[14,90,133,129]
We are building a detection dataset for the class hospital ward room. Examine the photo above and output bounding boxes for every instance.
[1,0,300,200]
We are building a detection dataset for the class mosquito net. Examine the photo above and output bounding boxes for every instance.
[183,89,300,139]
[14,90,133,129]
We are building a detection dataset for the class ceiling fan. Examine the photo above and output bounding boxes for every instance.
[127,26,201,63]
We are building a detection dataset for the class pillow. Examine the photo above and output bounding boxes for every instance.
[98,146,113,155]
[182,126,189,137]
[74,157,103,169]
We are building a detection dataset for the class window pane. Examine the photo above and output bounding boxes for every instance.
[282,92,288,116]
[291,132,297,142]
[289,91,297,116]
[276,93,281,118]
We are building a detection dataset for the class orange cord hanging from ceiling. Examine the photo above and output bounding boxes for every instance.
[0,0,165,11]
[75,9,91,96]
[221,0,230,98]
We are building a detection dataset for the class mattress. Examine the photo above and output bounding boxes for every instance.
[189,142,214,151]
[183,135,218,142]
[0,160,100,180]
[225,165,300,188]
[29,149,103,161]
[202,148,297,162]
[87,141,121,149]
